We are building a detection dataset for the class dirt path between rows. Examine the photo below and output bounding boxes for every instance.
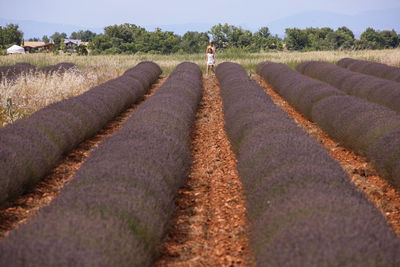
[0,77,166,239]
[254,74,400,236]
[155,76,253,266]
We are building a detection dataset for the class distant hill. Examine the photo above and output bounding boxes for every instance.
[1,7,399,40]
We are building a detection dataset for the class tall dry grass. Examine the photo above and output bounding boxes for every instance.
[1,49,399,126]
[0,68,108,126]
[1,48,399,74]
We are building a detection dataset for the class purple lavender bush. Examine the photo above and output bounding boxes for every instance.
[0,62,79,81]
[336,57,355,68]
[311,96,400,187]
[296,61,400,113]
[218,62,400,266]
[0,62,203,266]
[38,62,78,75]
[0,62,161,205]
[259,61,400,188]
[312,96,400,154]
[369,128,400,187]
[257,62,345,119]
[0,62,36,82]
[337,58,400,82]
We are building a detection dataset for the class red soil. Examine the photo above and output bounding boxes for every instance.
[155,76,253,267]
[4,72,397,266]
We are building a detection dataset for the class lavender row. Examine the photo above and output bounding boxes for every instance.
[219,62,400,266]
[0,62,36,81]
[337,58,400,82]
[37,62,79,75]
[0,62,203,266]
[0,61,161,205]
[0,62,78,81]
[257,62,345,119]
[296,61,400,113]
[257,61,400,187]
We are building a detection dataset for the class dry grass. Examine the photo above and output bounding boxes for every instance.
[1,49,399,126]
[1,48,399,74]
[0,69,106,126]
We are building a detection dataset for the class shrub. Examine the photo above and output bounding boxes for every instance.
[0,62,203,266]
[296,61,400,113]
[38,62,78,75]
[218,62,400,266]
[257,61,345,118]
[0,61,161,204]
[0,62,81,82]
[367,128,400,187]
[337,58,400,82]
[0,62,36,82]
[258,61,400,188]
[311,96,400,155]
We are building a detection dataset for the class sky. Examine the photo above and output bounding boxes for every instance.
[1,0,400,29]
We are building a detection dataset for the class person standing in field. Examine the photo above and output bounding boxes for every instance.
[206,40,216,75]
[206,47,215,75]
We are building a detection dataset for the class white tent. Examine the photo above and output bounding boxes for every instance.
[7,45,25,54]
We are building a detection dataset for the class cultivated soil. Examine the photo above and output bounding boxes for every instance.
[155,76,253,267]
[254,74,400,236]
[0,77,167,239]
[1,72,399,266]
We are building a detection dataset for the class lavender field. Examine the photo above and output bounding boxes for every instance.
[0,56,400,266]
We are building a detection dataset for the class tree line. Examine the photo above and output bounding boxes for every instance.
[1,23,399,54]
[285,27,399,50]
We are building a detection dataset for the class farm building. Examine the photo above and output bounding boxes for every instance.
[64,39,81,48]
[23,41,55,52]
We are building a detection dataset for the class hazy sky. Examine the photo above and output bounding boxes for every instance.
[1,0,399,28]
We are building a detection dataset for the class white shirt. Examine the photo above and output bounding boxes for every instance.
[207,53,215,65]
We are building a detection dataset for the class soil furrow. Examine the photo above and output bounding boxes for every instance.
[0,77,166,239]
[254,74,400,236]
[155,76,252,266]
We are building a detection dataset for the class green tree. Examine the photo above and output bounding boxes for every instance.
[90,24,156,54]
[284,28,310,50]
[145,28,181,54]
[209,23,248,49]
[88,34,112,53]
[303,27,333,50]
[251,27,282,51]
[238,30,253,47]
[70,30,97,42]
[161,31,181,53]
[0,24,23,48]
[209,23,230,49]
[104,24,134,43]
[76,45,88,55]
[360,27,384,49]
[379,30,399,48]
[323,28,355,50]
[51,32,67,46]
[42,35,50,43]
[181,31,209,53]
[337,26,355,39]
[60,38,66,51]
